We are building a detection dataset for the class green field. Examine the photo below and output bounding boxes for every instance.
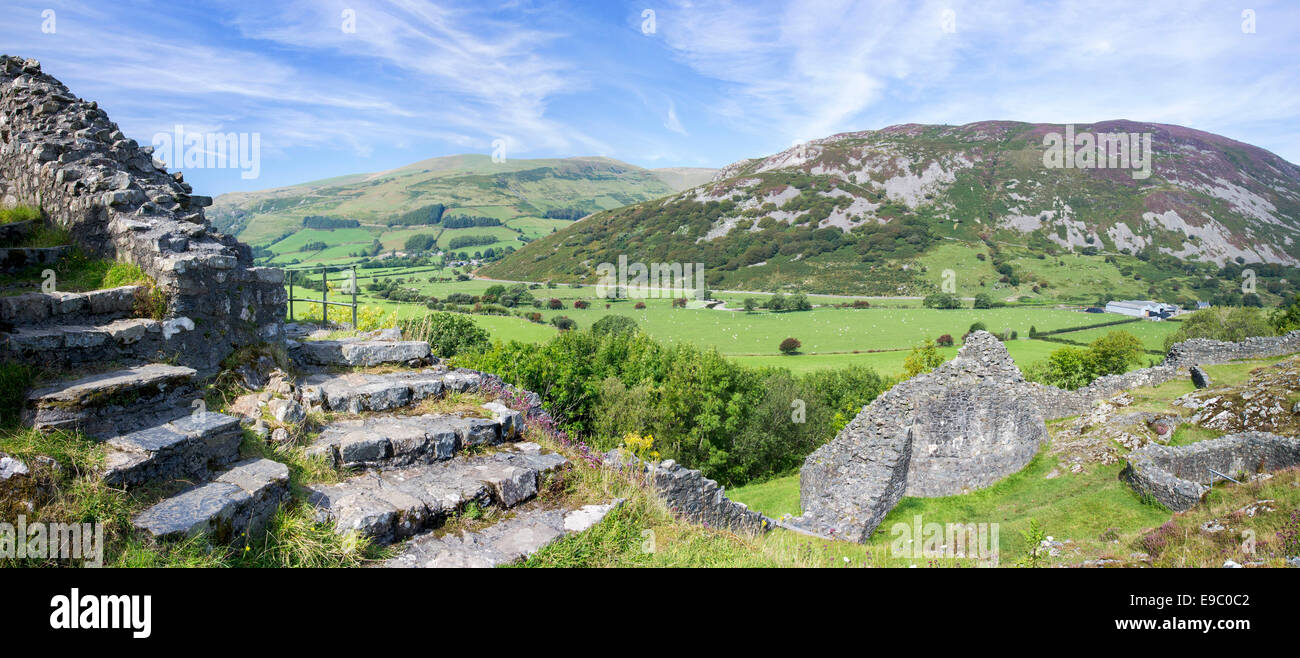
[296,265,1165,377]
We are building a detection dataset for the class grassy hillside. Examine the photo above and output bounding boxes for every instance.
[483,120,1300,305]
[211,155,715,268]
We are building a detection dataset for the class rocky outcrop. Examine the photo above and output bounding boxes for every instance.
[1120,432,1300,511]
[604,449,771,535]
[0,56,284,371]
[794,332,1047,542]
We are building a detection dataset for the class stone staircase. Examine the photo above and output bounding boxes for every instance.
[0,220,197,368]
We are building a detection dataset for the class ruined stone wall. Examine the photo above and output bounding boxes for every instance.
[796,332,1048,542]
[1165,331,1300,367]
[604,449,771,535]
[1120,432,1300,511]
[0,56,284,372]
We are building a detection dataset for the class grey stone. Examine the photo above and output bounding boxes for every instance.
[1120,432,1300,511]
[794,332,1045,542]
[268,398,306,424]
[296,339,431,367]
[132,458,289,541]
[1190,365,1212,389]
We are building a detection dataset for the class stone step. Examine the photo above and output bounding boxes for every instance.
[307,442,567,545]
[299,368,484,414]
[306,405,525,470]
[22,363,197,435]
[1,317,192,367]
[0,285,141,327]
[0,219,36,245]
[294,337,432,367]
[101,411,244,487]
[0,246,68,273]
[383,500,622,568]
[132,458,290,542]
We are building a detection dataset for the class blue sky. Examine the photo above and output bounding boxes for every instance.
[3,0,1298,196]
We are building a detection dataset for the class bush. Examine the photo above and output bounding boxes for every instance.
[399,312,489,358]
[591,315,638,338]
[903,339,945,378]
[547,298,564,310]
[551,315,577,331]
[573,300,589,310]
[972,293,993,309]
[1163,306,1276,352]
[457,330,890,487]
[779,337,801,354]
[634,301,646,310]
[1025,330,1144,390]
[923,292,962,309]
[935,334,954,347]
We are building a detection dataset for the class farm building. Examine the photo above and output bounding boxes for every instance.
[1105,300,1177,320]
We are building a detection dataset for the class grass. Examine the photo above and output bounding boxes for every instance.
[0,205,41,225]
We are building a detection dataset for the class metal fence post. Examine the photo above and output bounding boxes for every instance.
[288,269,294,321]
[351,264,358,329]
[321,265,327,327]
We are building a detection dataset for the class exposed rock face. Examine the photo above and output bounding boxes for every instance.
[1120,432,1300,511]
[796,332,1048,542]
[0,56,284,371]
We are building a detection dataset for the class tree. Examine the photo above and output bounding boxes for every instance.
[743,297,759,313]
[1086,331,1144,376]
[1273,294,1300,333]
[767,293,788,312]
[779,337,801,354]
[923,292,962,309]
[972,293,993,309]
[903,339,945,378]
[548,298,564,310]
[935,334,954,347]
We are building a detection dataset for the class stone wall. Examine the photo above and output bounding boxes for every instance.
[0,56,284,372]
[794,327,1300,543]
[795,332,1048,542]
[1165,331,1300,367]
[604,449,771,535]
[1120,432,1300,511]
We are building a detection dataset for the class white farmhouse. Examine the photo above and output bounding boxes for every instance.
[1104,300,1177,320]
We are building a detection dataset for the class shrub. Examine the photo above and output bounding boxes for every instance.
[1163,306,1276,352]
[779,337,801,354]
[923,292,962,309]
[551,315,577,331]
[903,339,945,378]
[634,301,646,310]
[548,298,563,310]
[591,315,638,338]
[399,312,489,358]
[935,334,954,347]
[972,293,993,309]
[573,300,589,310]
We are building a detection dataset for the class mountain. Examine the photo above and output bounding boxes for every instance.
[480,121,1300,303]
[209,155,716,264]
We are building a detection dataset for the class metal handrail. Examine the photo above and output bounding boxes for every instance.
[285,264,358,328]
[1207,468,1241,487]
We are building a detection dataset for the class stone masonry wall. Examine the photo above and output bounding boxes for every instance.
[0,56,284,371]
[1120,432,1300,511]
[796,332,1048,542]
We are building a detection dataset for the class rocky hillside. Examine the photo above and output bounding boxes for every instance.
[481,121,1300,301]
[211,155,716,248]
